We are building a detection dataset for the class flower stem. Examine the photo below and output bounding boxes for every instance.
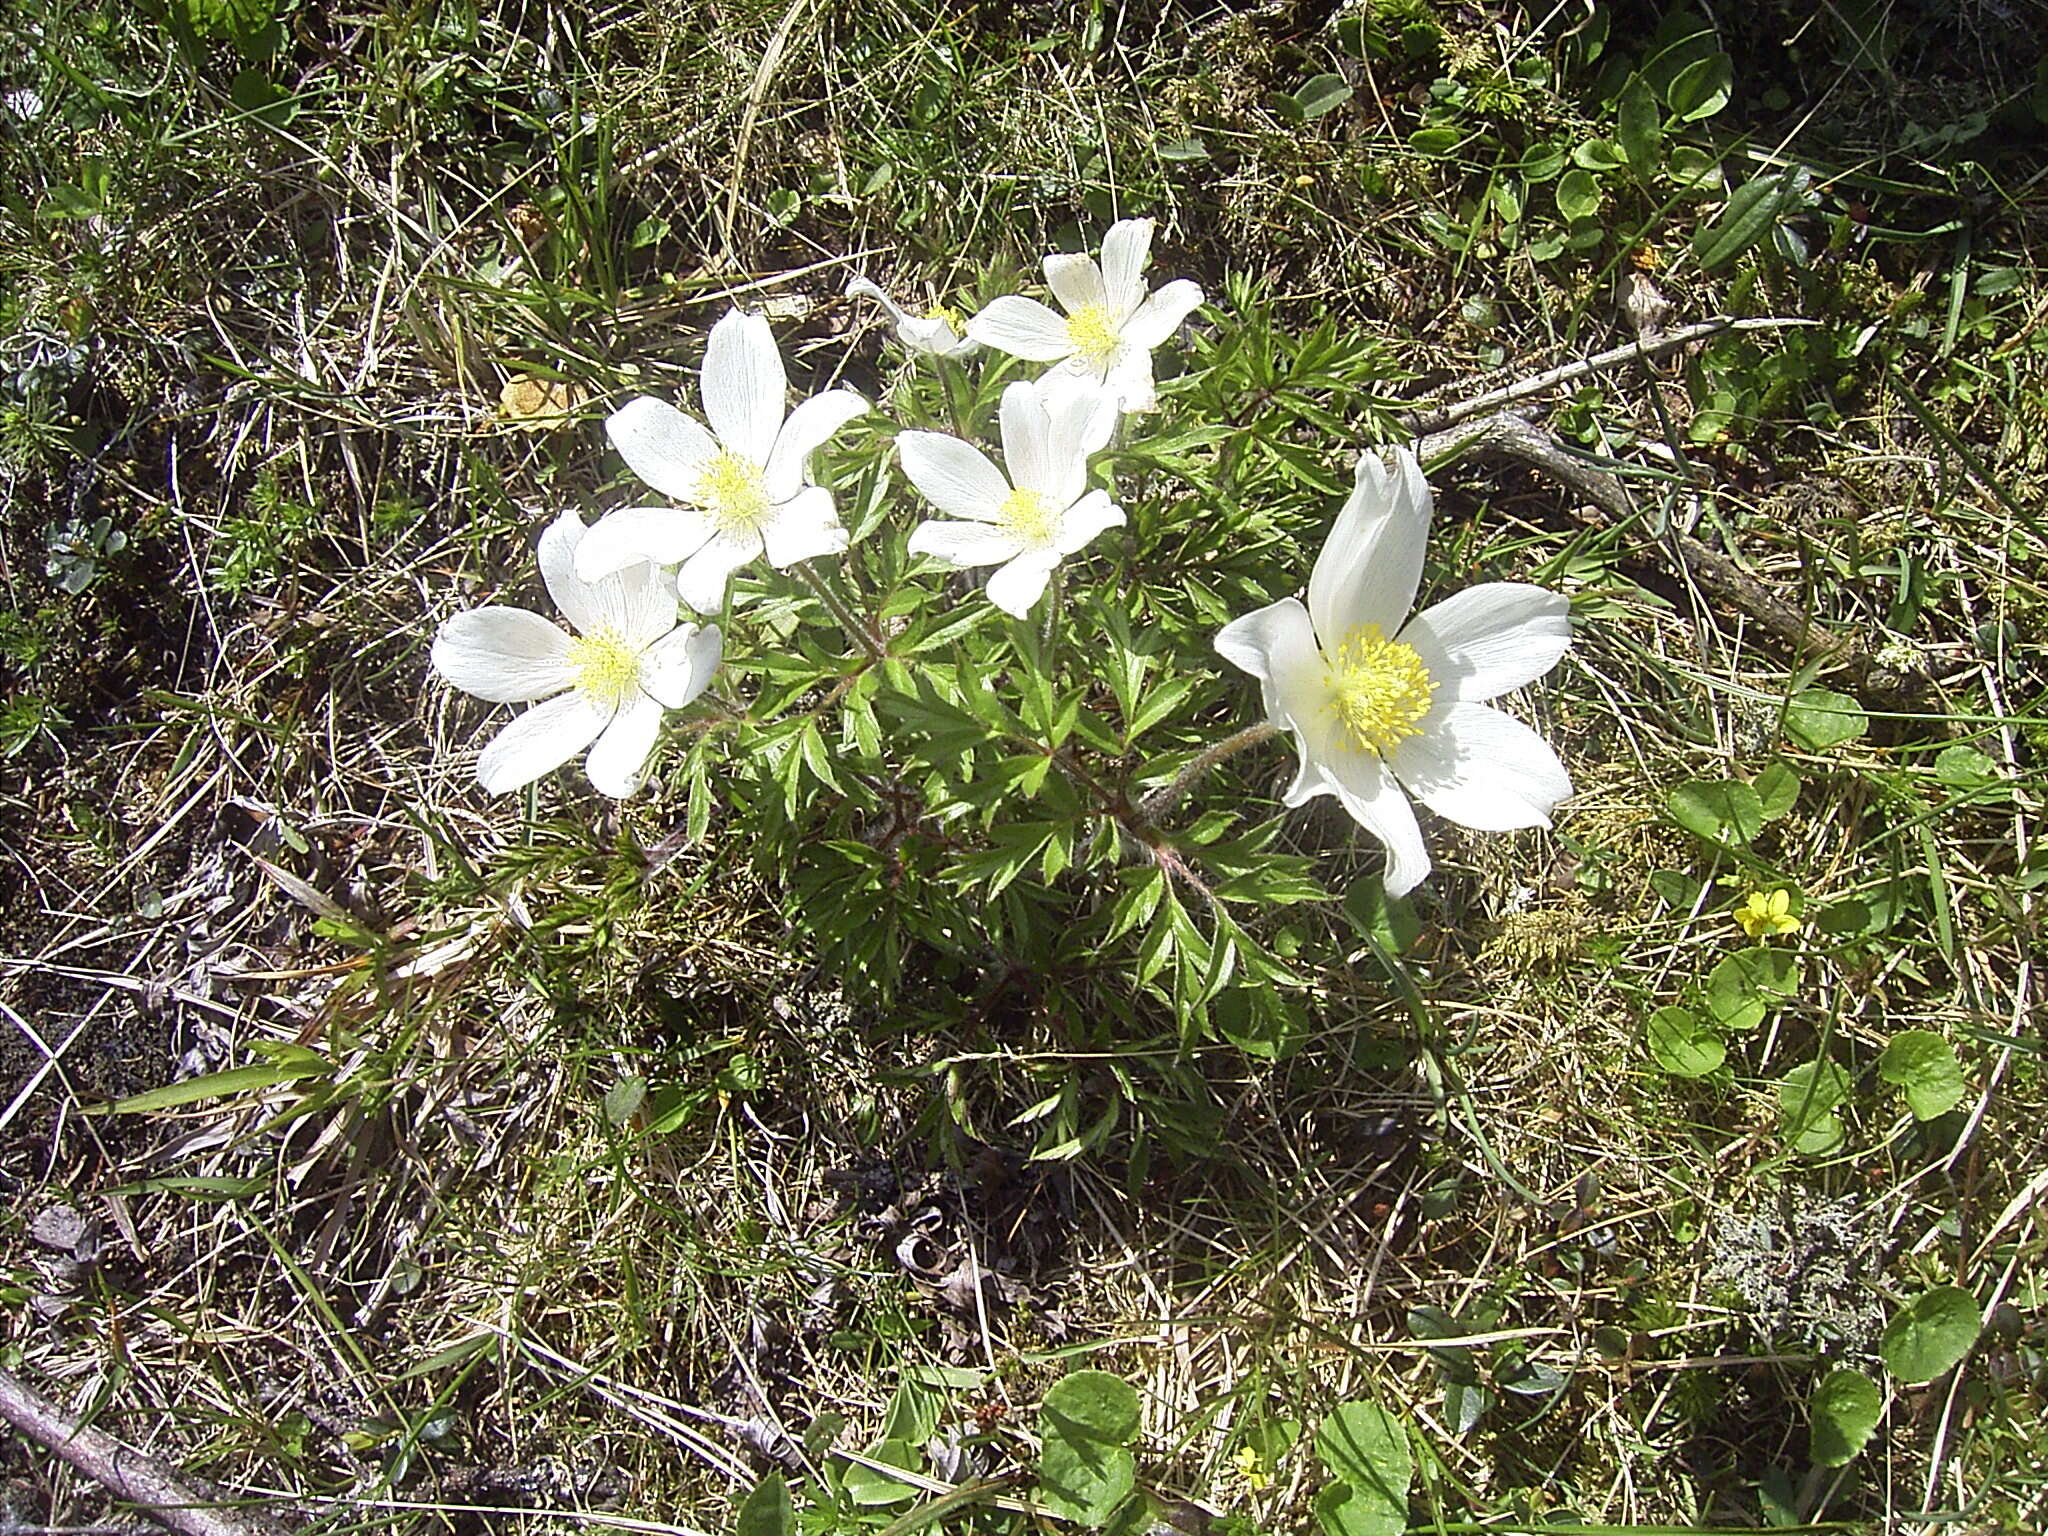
[1135,721,1280,826]
[796,562,885,660]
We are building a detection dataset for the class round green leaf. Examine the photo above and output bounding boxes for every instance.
[1881,1286,1981,1384]
[1755,760,1801,820]
[1810,1369,1883,1467]
[1878,1030,1967,1120]
[1314,1401,1412,1536]
[1043,1371,1141,1442]
[1706,946,1801,1032]
[1777,1059,1850,1156]
[1647,1005,1725,1077]
[1665,52,1733,120]
[1555,167,1603,221]
[1785,688,1869,751]
[1668,779,1763,846]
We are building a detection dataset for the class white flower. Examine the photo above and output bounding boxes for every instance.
[1214,448,1574,897]
[845,275,979,359]
[966,218,1204,413]
[577,308,869,614]
[898,380,1124,618]
[432,510,723,799]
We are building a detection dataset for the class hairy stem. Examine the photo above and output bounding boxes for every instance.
[1136,721,1281,826]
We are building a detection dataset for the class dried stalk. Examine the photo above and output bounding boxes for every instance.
[0,1368,290,1536]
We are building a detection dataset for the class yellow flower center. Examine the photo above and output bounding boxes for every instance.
[1065,302,1122,367]
[924,302,960,326]
[1325,624,1436,756]
[695,450,771,534]
[566,627,643,711]
[996,485,1059,548]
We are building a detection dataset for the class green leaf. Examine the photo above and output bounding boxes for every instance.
[1646,1005,1724,1078]
[1668,778,1763,846]
[1755,760,1801,820]
[108,1056,330,1113]
[1555,167,1603,221]
[1785,688,1868,751]
[1693,164,1814,272]
[1933,743,2001,790]
[881,1378,942,1446]
[1313,1402,1412,1536]
[1572,138,1627,172]
[1295,73,1354,120]
[1038,1372,1140,1527]
[1615,73,1663,178]
[1664,52,1733,120]
[1810,1369,1883,1467]
[1156,136,1210,162]
[1878,1030,1967,1120]
[735,1471,794,1536]
[1777,1059,1850,1155]
[1881,1286,1981,1384]
[603,1075,647,1126]
[842,1440,921,1506]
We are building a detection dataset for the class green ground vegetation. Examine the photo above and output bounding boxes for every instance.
[2,1,2045,1533]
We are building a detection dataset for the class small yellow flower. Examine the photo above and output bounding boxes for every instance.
[1232,1444,1271,1492]
[1735,888,1800,939]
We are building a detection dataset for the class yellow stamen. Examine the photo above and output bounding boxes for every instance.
[566,628,642,710]
[1325,624,1436,756]
[1065,302,1122,367]
[924,302,961,326]
[695,450,771,534]
[997,486,1058,547]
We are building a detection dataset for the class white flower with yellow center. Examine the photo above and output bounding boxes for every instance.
[897,380,1124,618]
[431,510,723,799]
[845,275,979,359]
[965,218,1204,413]
[1215,448,1574,897]
[576,308,869,614]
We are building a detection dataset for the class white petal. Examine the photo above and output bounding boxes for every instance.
[1052,489,1124,557]
[764,387,867,502]
[431,608,573,703]
[1098,218,1154,316]
[536,510,607,634]
[898,432,1011,523]
[1034,380,1116,505]
[1215,598,1326,737]
[584,692,665,798]
[760,485,849,569]
[611,560,683,646]
[1390,701,1573,832]
[1043,251,1106,315]
[1102,349,1158,413]
[1401,583,1572,703]
[1309,446,1431,649]
[1119,278,1204,350]
[984,548,1064,618]
[701,308,786,464]
[965,296,1076,362]
[998,381,1054,499]
[641,622,723,709]
[1318,750,1433,897]
[908,519,1025,569]
[474,691,610,795]
[606,397,719,502]
[899,316,975,356]
[845,274,913,328]
[575,505,716,583]
[675,529,761,614]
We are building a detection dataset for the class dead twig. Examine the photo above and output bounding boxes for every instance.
[1398,317,1816,436]
[0,1368,291,1536]
[1415,411,1933,716]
